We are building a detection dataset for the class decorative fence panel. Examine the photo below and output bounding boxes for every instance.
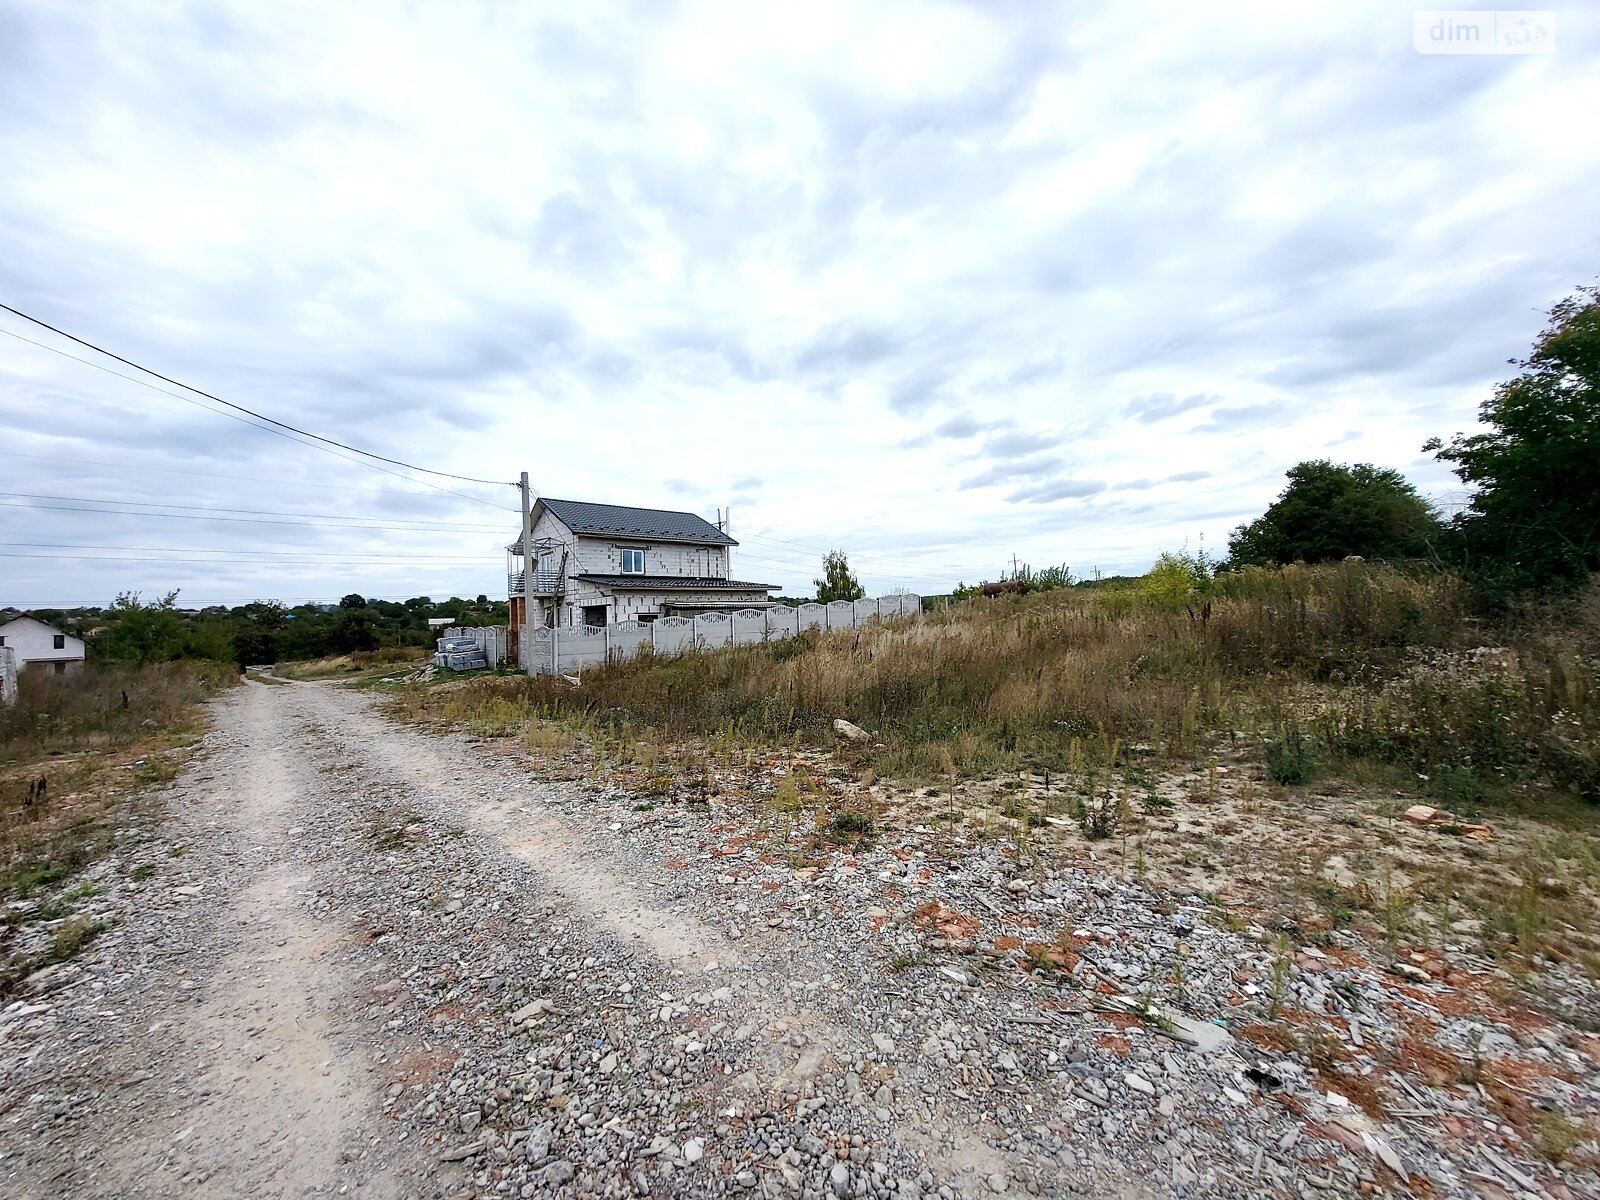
[607,621,654,662]
[765,605,799,639]
[730,609,768,645]
[559,626,610,673]
[520,594,922,675]
[694,612,733,652]
[653,617,696,656]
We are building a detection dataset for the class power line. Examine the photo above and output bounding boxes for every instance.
[0,326,517,513]
[0,552,501,566]
[0,303,516,487]
[0,499,510,533]
[0,448,504,504]
[6,594,503,607]
[0,490,508,531]
[0,541,496,560]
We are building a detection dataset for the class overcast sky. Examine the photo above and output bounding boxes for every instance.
[1,2,1595,607]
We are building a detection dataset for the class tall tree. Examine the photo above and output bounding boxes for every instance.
[1426,287,1600,595]
[99,591,186,664]
[1227,461,1442,567]
[814,550,865,603]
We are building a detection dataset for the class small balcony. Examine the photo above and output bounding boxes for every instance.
[508,570,565,598]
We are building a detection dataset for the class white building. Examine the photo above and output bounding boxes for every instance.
[0,614,86,675]
[507,498,778,637]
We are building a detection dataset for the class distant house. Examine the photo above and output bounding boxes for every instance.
[507,498,778,636]
[0,614,86,675]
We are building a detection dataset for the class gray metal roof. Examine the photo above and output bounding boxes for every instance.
[574,575,777,592]
[536,498,736,546]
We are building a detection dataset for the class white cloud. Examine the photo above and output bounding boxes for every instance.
[0,0,1595,604]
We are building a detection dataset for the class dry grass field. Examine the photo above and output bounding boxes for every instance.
[386,563,1600,987]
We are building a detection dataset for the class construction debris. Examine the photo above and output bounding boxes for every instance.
[1402,803,1496,840]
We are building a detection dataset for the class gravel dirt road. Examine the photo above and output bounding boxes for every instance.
[3,678,1595,1200]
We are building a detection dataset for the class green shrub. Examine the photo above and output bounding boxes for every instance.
[827,810,874,838]
[1264,725,1317,785]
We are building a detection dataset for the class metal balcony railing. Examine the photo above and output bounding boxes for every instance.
[508,570,564,597]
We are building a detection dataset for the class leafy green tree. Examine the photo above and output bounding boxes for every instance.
[183,616,237,662]
[328,609,381,653]
[232,628,278,667]
[238,600,287,630]
[1227,461,1442,567]
[339,593,367,609]
[814,550,866,603]
[1426,287,1600,595]
[99,591,186,664]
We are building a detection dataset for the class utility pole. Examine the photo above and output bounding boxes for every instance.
[520,471,534,677]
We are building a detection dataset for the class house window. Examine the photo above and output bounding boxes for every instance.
[582,605,609,628]
[53,635,66,649]
[620,548,645,574]
[54,661,67,675]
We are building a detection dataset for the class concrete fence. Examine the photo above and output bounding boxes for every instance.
[440,625,509,667]
[518,594,922,676]
[0,647,15,705]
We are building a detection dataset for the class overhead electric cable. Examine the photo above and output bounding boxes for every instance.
[0,303,514,487]
[0,541,495,560]
[0,449,502,503]
[0,499,507,533]
[0,490,507,530]
[0,326,517,513]
[0,552,501,566]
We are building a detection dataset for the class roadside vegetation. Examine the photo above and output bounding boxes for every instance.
[394,562,1596,801]
[1,660,237,991]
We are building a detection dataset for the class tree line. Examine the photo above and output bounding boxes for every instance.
[37,592,509,667]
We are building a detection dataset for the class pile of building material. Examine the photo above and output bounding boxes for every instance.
[432,635,489,673]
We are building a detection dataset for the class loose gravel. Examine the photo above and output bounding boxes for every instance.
[2,679,1595,1199]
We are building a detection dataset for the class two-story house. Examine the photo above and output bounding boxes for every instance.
[507,499,779,636]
